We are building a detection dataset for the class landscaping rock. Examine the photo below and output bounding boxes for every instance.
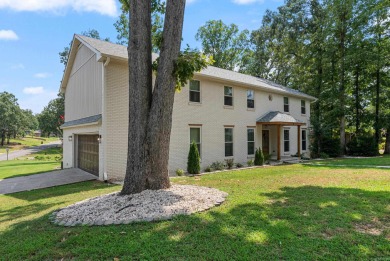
[52,185,228,226]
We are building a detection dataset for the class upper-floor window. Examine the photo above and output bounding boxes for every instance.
[224,86,233,106]
[189,80,200,103]
[247,128,255,155]
[302,129,307,151]
[301,100,306,115]
[190,127,201,157]
[247,90,254,109]
[225,128,234,157]
[284,97,289,112]
[284,129,290,152]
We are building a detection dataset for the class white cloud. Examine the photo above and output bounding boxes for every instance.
[34,72,51,78]
[0,29,18,40]
[232,0,264,4]
[0,0,118,16]
[19,90,58,113]
[23,86,44,95]
[11,63,25,69]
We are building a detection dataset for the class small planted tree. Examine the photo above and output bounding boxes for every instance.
[254,147,264,166]
[187,141,200,174]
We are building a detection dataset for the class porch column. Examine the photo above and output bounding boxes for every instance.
[297,125,301,159]
[277,125,281,161]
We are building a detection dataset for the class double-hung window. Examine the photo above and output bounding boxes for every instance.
[247,90,254,109]
[284,97,289,112]
[301,100,306,115]
[225,128,234,157]
[190,127,201,157]
[247,128,255,155]
[189,80,200,103]
[284,129,290,152]
[302,129,307,151]
[224,86,233,106]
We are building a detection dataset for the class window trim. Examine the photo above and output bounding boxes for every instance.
[283,128,290,153]
[302,129,307,151]
[224,127,234,157]
[189,126,202,158]
[189,80,201,103]
[301,100,306,115]
[247,90,255,109]
[224,86,234,107]
[247,128,255,156]
[283,97,289,113]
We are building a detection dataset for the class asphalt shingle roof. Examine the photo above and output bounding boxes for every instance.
[61,114,102,128]
[76,35,316,101]
[256,111,304,124]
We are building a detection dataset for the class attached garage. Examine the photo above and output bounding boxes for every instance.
[77,135,99,176]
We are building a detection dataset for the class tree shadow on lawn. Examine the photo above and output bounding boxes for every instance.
[302,163,390,170]
[0,185,389,260]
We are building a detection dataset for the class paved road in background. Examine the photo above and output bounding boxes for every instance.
[0,141,62,161]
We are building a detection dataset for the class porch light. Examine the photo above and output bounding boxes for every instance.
[68,136,73,142]
[97,135,102,144]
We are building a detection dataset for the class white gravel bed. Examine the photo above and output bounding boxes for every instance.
[52,185,228,226]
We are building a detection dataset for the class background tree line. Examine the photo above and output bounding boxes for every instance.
[191,0,389,156]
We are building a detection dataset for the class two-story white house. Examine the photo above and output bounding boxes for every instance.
[61,35,316,181]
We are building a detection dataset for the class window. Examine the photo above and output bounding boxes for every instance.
[190,127,201,157]
[302,129,307,151]
[247,90,254,109]
[284,129,290,152]
[224,86,233,106]
[284,97,289,112]
[225,128,233,157]
[247,128,255,155]
[301,100,306,114]
[189,80,200,103]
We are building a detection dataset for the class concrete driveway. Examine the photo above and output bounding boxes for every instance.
[0,168,97,195]
[0,141,62,161]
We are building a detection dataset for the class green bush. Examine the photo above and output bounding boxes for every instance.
[346,136,378,156]
[210,161,224,171]
[247,159,254,167]
[204,166,212,172]
[254,147,264,166]
[235,162,243,168]
[225,158,234,169]
[187,141,200,174]
[319,152,329,159]
[176,169,184,176]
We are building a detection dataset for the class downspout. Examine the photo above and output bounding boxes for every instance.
[101,57,110,182]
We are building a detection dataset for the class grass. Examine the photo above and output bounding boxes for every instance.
[0,156,389,260]
[0,147,62,179]
[0,137,59,154]
[310,154,390,167]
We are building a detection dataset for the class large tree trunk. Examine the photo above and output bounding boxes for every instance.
[145,0,186,189]
[339,9,347,156]
[355,65,360,134]
[384,129,390,155]
[375,68,380,143]
[121,0,153,195]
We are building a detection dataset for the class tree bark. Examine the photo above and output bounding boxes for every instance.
[145,0,186,189]
[375,68,380,143]
[355,65,360,134]
[384,129,390,155]
[339,9,347,155]
[121,0,153,195]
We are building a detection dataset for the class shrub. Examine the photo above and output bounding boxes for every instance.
[254,147,264,166]
[236,162,243,168]
[210,161,224,171]
[176,169,184,176]
[346,135,378,156]
[247,159,254,166]
[264,153,270,163]
[319,152,329,159]
[204,166,212,172]
[225,158,234,169]
[187,141,200,174]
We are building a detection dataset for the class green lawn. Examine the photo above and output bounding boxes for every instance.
[0,137,60,154]
[0,147,62,179]
[0,160,389,260]
[309,154,390,166]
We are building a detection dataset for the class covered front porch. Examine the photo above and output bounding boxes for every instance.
[256,111,306,161]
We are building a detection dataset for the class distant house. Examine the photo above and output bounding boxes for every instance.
[34,130,41,137]
[60,35,316,180]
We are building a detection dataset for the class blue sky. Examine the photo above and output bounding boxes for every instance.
[0,0,283,114]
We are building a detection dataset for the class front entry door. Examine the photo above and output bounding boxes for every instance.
[262,130,270,155]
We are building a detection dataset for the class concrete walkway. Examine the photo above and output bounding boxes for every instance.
[0,141,61,161]
[0,168,97,195]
